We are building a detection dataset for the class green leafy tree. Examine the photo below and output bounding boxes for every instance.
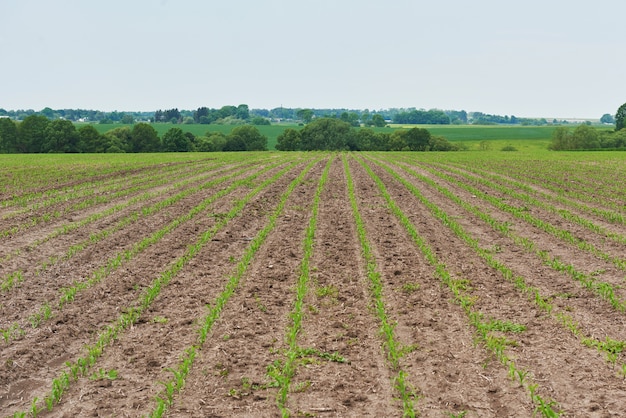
[42,120,79,153]
[236,104,250,120]
[340,112,360,127]
[371,114,386,127]
[388,131,408,151]
[299,118,352,151]
[120,114,135,124]
[196,132,227,152]
[162,127,191,152]
[296,109,314,124]
[275,128,301,151]
[616,102,626,131]
[78,125,107,153]
[18,114,49,152]
[104,127,131,153]
[0,118,19,153]
[600,113,615,124]
[130,123,160,152]
[404,127,431,151]
[549,127,572,150]
[227,125,267,151]
[571,124,600,149]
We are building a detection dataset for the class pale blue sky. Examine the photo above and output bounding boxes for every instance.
[1,0,624,118]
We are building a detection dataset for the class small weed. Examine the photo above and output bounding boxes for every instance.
[152,316,168,324]
[401,282,420,293]
[292,380,311,393]
[316,285,338,299]
[89,368,119,380]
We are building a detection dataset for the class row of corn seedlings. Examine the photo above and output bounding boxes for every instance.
[0,160,290,346]
[0,160,252,292]
[356,155,561,417]
[411,160,626,272]
[9,158,309,418]
[266,157,342,417]
[0,160,216,239]
[148,157,324,417]
[0,158,198,219]
[374,155,626,367]
[441,160,626,225]
[343,155,418,417]
[428,160,626,244]
[386,158,626,314]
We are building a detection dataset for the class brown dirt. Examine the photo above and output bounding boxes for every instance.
[1,153,626,417]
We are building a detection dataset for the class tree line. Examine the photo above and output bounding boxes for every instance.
[549,102,626,150]
[3,105,605,127]
[0,116,267,153]
[276,118,460,151]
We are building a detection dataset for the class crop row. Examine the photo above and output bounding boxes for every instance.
[7,157,308,416]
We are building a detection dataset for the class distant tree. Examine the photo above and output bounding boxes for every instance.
[222,135,246,151]
[162,127,191,152]
[194,107,209,123]
[18,114,50,152]
[340,112,360,127]
[571,124,600,149]
[360,109,370,125]
[549,127,571,150]
[219,105,237,119]
[130,123,160,152]
[40,107,56,119]
[299,118,352,151]
[236,104,250,120]
[388,131,408,151]
[251,116,270,125]
[404,127,431,151]
[615,102,626,131]
[120,114,135,124]
[78,125,107,153]
[296,109,314,124]
[0,118,18,153]
[228,125,267,151]
[104,127,131,153]
[196,132,227,152]
[42,119,79,152]
[275,128,301,151]
[600,113,615,124]
[371,114,386,127]
[429,135,458,151]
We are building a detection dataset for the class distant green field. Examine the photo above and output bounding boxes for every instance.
[79,122,611,151]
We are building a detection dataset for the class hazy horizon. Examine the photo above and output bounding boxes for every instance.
[1,0,624,119]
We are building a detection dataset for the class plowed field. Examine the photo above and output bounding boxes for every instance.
[1,152,626,417]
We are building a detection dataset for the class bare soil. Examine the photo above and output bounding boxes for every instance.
[1,153,626,417]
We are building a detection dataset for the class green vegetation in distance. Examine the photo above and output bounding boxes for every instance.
[83,122,571,151]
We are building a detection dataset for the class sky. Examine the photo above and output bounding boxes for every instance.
[0,0,624,119]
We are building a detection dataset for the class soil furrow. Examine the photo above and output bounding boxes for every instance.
[0,162,294,415]
[365,156,626,417]
[351,157,531,417]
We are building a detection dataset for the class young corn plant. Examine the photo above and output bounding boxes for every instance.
[358,155,561,417]
[344,155,418,417]
[16,159,307,417]
[148,157,323,418]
